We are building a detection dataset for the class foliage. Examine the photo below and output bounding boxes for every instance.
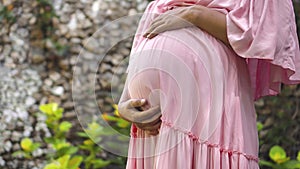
[44,155,82,169]
[76,122,111,169]
[0,4,15,24]
[260,145,300,169]
[12,138,41,159]
[75,104,130,168]
[12,103,127,168]
[39,103,78,163]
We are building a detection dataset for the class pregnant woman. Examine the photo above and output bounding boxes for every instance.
[118,0,300,168]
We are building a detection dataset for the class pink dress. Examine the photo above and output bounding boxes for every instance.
[119,0,300,168]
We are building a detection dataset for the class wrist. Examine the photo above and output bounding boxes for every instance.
[188,5,208,28]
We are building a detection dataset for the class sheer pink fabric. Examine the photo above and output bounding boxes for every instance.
[119,0,300,168]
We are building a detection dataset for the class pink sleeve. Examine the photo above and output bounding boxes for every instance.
[226,0,300,100]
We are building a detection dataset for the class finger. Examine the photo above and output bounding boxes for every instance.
[134,116,161,129]
[143,20,164,38]
[137,120,161,131]
[134,106,162,124]
[145,129,159,136]
[128,99,146,108]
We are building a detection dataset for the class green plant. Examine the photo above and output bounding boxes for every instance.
[77,122,111,169]
[75,104,131,168]
[260,145,300,169]
[12,138,41,159]
[44,155,82,169]
[0,4,16,24]
[39,103,79,166]
[102,104,131,133]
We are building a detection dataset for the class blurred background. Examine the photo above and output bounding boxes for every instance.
[0,0,299,168]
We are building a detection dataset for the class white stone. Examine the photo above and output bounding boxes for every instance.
[11,131,22,141]
[68,14,77,30]
[128,8,137,16]
[16,108,29,120]
[32,148,43,157]
[0,156,5,166]
[4,141,12,152]
[51,86,64,96]
[29,16,37,25]
[25,96,36,107]
[76,10,86,20]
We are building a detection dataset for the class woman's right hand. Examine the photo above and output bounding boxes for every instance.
[118,99,162,135]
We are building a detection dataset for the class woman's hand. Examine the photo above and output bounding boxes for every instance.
[118,99,162,135]
[143,5,230,46]
[143,7,194,39]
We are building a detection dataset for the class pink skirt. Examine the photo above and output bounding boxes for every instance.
[120,26,259,168]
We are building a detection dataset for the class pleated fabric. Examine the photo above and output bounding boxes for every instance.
[119,0,300,168]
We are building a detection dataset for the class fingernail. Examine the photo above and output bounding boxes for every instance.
[141,99,146,104]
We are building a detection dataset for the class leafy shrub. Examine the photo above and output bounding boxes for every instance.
[260,145,300,169]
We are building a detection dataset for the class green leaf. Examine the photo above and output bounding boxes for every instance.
[68,156,83,169]
[12,151,25,157]
[77,132,88,138]
[59,121,72,132]
[54,108,64,119]
[21,138,33,152]
[57,155,70,169]
[88,122,102,131]
[44,162,61,169]
[297,151,300,161]
[259,160,276,167]
[256,122,264,132]
[116,118,131,128]
[92,159,111,168]
[39,103,57,115]
[282,160,300,169]
[56,146,78,157]
[269,145,290,164]
[31,143,41,151]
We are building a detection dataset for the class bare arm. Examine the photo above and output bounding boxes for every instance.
[144,5,230,46]
[188,5,229,46]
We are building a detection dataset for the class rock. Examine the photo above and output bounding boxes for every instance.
[83,38,99,53]
[2,0,13,5]
[32,148,43,157]
[81,19,93,29]
[59,24,69,35]
[11,131,22,141]
[62,3,73,13]
[64,111,76,118]
[12,143,20,151]
[128,8,137,15]
[59,59,70,70]
[68,14,77,30]
[4,141,12,152]
[29,16,37,25]
[63,101,74,109]
[59,15,71,23]
[25,96,36,107]
[119,48,130,56]
[30,54,45,64]
[70,38,81,44]
[49,71,61,81]
[51,86,64,96]
[44,78,53,87]
[17,28,29,38]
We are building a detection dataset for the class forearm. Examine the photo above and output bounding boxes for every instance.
[186,5,230,46]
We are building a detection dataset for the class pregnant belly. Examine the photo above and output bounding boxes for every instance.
[125,28,226,139]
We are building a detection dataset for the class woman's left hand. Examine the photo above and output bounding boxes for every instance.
[143,6,194,39]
